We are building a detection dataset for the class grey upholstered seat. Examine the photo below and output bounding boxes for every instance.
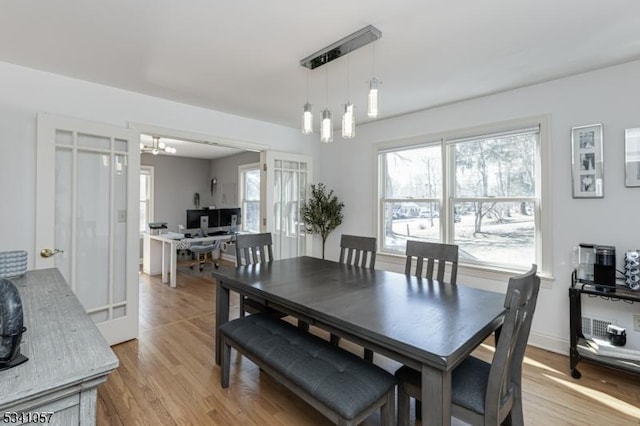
[329,234,377,361]
[220,313,396,424]
[395,264,540,426]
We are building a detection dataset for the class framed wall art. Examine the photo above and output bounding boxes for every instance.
[571,123,603,198]
[625,128,640,187]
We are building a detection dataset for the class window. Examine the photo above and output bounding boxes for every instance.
[139,166,154,233]
[380,143,442,253]
[239,163,260,233]
[379,119,546,272]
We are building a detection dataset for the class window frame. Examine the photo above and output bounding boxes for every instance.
[139,165,154,235]
[375,115,552,278]
[238,162,261,233]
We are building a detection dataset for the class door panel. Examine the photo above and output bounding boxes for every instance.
[36,113,139,345]
[261,151,312,260]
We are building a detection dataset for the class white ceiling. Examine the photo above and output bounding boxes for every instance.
[2,0,640,140]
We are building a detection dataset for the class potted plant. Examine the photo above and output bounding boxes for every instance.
[300,183,344,259]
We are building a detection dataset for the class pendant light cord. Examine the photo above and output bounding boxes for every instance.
[347,56,351,100]
[325,55,329,107]
[372,42,376,76]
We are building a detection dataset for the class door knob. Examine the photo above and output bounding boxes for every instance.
[40,248,64,258]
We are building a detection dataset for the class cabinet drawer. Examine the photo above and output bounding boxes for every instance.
[5,394,79,425]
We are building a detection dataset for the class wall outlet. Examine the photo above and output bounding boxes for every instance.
[634,314,640,332]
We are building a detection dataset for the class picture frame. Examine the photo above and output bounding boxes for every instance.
[571,123,603,198]
[624,128,640,187]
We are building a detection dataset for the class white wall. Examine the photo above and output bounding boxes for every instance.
[0,61,314,265]
[317,59,640,354]
[209,151,261,208]
[141,154,213,231]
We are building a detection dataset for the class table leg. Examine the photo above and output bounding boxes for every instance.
[170,242,177,288]
[215,280,230,365]
[421,365,451,426]
[161,241,168,284]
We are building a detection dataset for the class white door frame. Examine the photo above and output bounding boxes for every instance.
[128,122,269,153]
[261,150,313,259]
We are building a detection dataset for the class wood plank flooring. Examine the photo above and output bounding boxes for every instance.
[97,263,640,425]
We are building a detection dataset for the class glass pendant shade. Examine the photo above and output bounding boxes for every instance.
[320,109,333,143]
[342,102,355,139]
[302,102,313,134]
[367,77,379,118]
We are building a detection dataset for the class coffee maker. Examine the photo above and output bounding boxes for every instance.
[577,243,616,292]
[594,245,616,292]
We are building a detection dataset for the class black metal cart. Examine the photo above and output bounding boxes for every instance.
[569,270,640,379]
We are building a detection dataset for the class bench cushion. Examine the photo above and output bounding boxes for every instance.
[220,313,396,420]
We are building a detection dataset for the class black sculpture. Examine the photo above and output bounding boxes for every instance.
[0,278,27,370]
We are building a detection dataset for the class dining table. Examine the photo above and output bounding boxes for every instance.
[212,256,506,426]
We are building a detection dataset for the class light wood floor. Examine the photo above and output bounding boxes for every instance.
[97,263,640,425]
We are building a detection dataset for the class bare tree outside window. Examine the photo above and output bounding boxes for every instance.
[379,127,539,270]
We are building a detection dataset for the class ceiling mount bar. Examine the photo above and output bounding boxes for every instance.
[300,25,382,70]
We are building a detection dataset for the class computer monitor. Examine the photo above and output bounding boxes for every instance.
[186,209,220,229]
[219,208,241,227]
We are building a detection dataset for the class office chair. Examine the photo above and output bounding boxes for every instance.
[189,239,221,272]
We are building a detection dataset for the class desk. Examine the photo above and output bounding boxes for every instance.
[0,269,118,424]
[144,233,233,288]
[213,256,505,426]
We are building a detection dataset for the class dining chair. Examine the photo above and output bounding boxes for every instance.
[402,240,460,415]
[328,234,377,361]
[338,234,377,269]
[404,240,459,284]
[235,233,281,317]
[394,264,540,426]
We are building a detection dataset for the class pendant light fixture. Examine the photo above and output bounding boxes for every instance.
[342,56,355,139]
[302,69,313,134]
[140,136,177,155]
[320,59,333,143]
[367,43,380,118]
[299,25,381,143]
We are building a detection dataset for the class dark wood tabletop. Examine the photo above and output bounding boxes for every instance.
[213,256,506,426]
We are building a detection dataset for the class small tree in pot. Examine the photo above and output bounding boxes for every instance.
[300,183,344,259]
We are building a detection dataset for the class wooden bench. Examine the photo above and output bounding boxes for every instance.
[219,313,396,425]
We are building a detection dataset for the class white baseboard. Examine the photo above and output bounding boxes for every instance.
[528,331,569,356]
